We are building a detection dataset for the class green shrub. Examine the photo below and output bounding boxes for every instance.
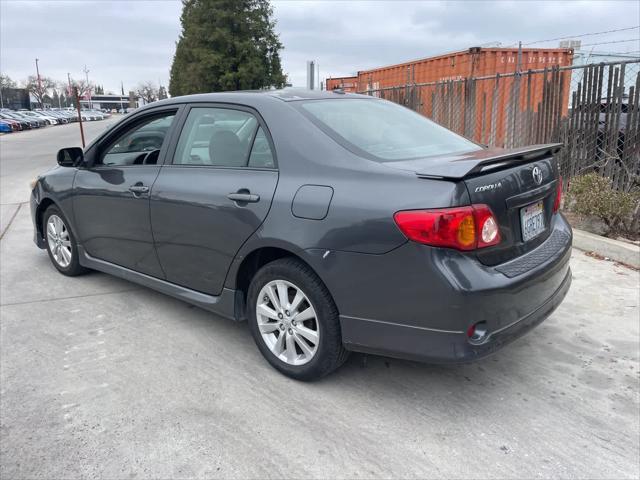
[567,173,639,238]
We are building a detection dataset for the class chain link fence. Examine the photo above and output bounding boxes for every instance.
[359,60,640,193]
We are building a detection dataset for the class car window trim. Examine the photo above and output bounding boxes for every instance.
[86,105,184,170]
[163,102,278,171]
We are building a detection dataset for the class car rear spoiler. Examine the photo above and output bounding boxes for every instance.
[412,143,563,180]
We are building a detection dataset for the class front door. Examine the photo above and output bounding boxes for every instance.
[150,105,278,295]
[73,109,179,277]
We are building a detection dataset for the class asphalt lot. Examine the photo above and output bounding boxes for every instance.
[1,120,639,479]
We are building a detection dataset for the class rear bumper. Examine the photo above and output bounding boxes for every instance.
[341,263,571,363]
[309,213,572,363]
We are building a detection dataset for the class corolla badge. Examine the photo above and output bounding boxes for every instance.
[475,181,502,193]
[532,166,543,185]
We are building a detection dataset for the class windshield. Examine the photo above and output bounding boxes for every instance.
[299,98,482,161]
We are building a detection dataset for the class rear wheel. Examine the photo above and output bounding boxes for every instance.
[247,258,349,380]
[43,206,88,276]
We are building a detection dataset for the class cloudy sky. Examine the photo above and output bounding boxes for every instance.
[1,0,638,93]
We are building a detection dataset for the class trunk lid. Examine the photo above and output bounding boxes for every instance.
[385,144,561,265]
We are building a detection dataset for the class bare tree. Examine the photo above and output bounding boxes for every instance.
[24,75,56,107]
[136,81,159,104]
[71,79,93,99]
[0,73,17,90]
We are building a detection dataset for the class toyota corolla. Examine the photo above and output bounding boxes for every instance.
[30,90,572,380]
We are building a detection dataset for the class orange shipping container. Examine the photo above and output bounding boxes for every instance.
[356,47,573,90]
[326,76,358,93]
[351,47,574,146]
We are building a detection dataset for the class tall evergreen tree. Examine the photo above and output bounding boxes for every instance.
[169,0,286,95]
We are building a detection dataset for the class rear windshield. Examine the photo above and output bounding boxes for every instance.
[299,98,482,161]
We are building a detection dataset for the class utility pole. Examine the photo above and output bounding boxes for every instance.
[67,73,72,108]
[83,65,91,109]
[73,87,86,147]
[35,58,43,108]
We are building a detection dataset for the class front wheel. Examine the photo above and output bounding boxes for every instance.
[247,258,349,381]
[43,205,88,276]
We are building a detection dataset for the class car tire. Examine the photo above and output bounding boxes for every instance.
[247,258,349,381]
[43,205,88,277]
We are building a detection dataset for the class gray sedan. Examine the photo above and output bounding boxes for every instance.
[30,89,571,380]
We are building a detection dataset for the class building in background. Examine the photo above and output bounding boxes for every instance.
[79,93,143,111]
[1,88,30,110]
[306,60,319,90]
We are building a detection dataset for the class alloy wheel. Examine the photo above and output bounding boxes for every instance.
[256,280,320,366]
[46,214,72,268]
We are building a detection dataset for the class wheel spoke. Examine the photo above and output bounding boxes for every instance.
[61,240,71,248]
[294,324,318,345]
[276,281,289,309]
[61,247,71,264]
[285,333,297,363]
[258,321,279,334]
[47,222,56,237]
[257,303,279,320]
[289,290,305,312]
[293,306,315,323]
[273,331,286,356]
[266,284,281,310]
[293,332,314,358]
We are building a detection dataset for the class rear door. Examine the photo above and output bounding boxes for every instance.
[150,105,278,295]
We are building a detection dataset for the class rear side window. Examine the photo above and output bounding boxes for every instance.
[248,127,275,168]
[299,98,481,161]
[173,107,274,168]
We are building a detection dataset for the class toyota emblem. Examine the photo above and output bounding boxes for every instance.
[532,166,543,185]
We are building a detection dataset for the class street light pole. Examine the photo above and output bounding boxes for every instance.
[67,73,72,108]
[83,65,91,109]
[35,58,43,108]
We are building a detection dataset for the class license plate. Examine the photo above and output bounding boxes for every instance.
[520,201,545,242]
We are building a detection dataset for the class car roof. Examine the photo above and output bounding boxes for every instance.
[136,88,372,112]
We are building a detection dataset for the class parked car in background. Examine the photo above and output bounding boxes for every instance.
[0,112,29,129]
[22,111,58,125]
[37,110,69,124]
[0,116,23,131]
[8,111,44,128]
[0,120,15,133]
[30,90,572,380]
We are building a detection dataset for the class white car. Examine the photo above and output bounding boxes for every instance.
[21,111,58,125]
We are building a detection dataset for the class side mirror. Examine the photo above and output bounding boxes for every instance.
[57,147,84,167]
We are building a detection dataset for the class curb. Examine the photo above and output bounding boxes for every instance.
[572,229,640,269]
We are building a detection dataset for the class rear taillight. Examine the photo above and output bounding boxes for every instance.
[394,204,501,251]
[553,176,562,213]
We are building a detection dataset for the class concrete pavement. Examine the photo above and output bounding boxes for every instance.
[1,120,639,479]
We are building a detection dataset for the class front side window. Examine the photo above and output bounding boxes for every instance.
[99,112,176,166]
[173,107,274,168]
[298,98,482,161]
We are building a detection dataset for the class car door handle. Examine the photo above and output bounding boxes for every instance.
[227,192,260,203]
[129,185,149,194]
